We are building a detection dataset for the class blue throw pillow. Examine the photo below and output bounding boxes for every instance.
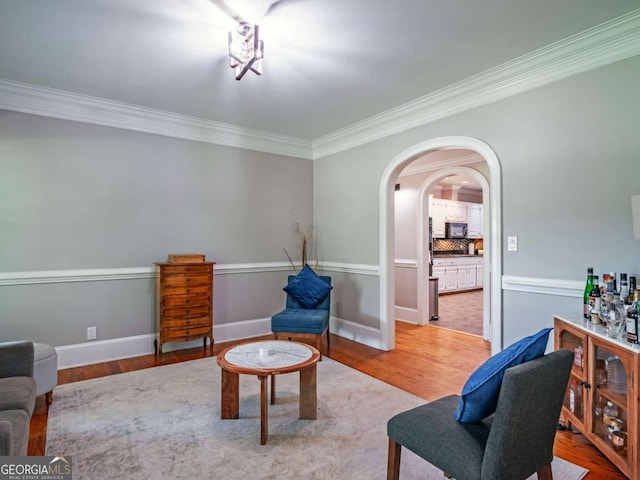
[454,327,552,423]
[284,264,333,309]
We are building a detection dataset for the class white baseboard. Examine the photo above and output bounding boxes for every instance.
[55,315,384,369]
[394,306,418,324]
[330,316,384,350]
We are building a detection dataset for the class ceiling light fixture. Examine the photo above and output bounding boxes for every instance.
[228,22,264,81]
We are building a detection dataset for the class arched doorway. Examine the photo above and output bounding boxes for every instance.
[415,165,491,338]
[380,136,502,355]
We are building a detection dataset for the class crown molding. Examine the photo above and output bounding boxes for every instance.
[0,78,313,160]
[0,10,638,161]
[312,9,640,159]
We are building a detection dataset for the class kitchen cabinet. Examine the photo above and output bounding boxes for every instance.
[432,257,483,292]
[555,316,640,480]
[444,267,459,290]
[432,266,444,292]
[458,265,477,289]
[476,265,483,287]
[431,199,482,238]
[445,202,467,222]
[467,204,482,238]
[430,198,446,238]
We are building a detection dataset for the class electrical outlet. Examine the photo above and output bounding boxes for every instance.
[507,236,518,252]
[87,326,97,340]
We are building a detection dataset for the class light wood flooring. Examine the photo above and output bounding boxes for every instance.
[29,323,625,479]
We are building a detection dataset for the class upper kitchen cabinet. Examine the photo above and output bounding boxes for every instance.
[467,204,483,239]
[445,202,467,222]
[431,198,447,238]
[431,198,483,239]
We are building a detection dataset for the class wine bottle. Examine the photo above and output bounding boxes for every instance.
[583,268,594,319]
[628,277,637,305]
[626,290,640,344]
[589,276,601,324]
[620,273,629,304]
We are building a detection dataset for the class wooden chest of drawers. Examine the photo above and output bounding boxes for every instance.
[154,261,215,354]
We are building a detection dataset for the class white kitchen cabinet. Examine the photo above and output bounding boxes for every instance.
[444,267,459,290]
[432,267,445,292]
[462,266,477,289]
[430,199,446,238]
[467,204,482,238]
[445,202,467,222]
[433,256,483,292]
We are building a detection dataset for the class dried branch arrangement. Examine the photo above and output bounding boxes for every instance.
[284,220,318,272]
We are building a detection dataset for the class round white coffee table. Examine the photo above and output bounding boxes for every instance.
[216,340,321,444]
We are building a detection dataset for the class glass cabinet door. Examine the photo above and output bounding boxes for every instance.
[591,341,630,464]
[558,328,586,424]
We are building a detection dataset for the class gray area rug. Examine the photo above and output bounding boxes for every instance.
[46,357,588,480]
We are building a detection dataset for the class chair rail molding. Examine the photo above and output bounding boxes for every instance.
[502,276,583,297]
[0,261,382,286]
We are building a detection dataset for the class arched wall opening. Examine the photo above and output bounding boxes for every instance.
[415,166,491,340]
[380,136,502,355]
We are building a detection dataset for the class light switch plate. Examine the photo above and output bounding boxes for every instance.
[507,236,518,252]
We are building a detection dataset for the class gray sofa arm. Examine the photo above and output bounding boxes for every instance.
[0,342,34,378]
[0,420,13,456]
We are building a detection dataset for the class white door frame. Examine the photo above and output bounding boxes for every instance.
[380,136,502,355]
[416,167,491,341]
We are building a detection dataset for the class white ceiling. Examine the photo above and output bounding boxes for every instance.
[0,0,638,142]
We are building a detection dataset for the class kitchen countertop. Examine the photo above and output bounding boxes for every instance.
[433,253,483,258]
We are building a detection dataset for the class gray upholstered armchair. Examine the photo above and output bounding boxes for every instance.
[387,349,574,480]
[0,341,37,456]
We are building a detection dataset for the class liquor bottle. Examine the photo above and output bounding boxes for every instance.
[583,268,594,319]
[606,273,616,294]
[589,276,601,324]
[628,277,637,305]
[620,273,629,304]
[626,290,640,344]
[568,379,583,416]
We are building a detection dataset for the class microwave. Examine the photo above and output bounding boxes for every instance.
[445,222,468,239]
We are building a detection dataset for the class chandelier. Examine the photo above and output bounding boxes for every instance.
[228,22,264,80]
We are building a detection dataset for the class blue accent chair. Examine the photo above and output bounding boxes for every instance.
[271,275,332,357]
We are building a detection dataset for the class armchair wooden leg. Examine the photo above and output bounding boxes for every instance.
[316,334,323,360]
[536,463,553,480]
[273,332,278,341]
[387,438,401,480]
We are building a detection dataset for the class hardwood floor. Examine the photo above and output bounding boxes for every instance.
[30,323,625,479]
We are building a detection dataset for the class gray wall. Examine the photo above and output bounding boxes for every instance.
[314,55,640,343]
[0,111,313,345]
[2,55,640,352]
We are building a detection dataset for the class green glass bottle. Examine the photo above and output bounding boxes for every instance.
[583,268,594,319]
